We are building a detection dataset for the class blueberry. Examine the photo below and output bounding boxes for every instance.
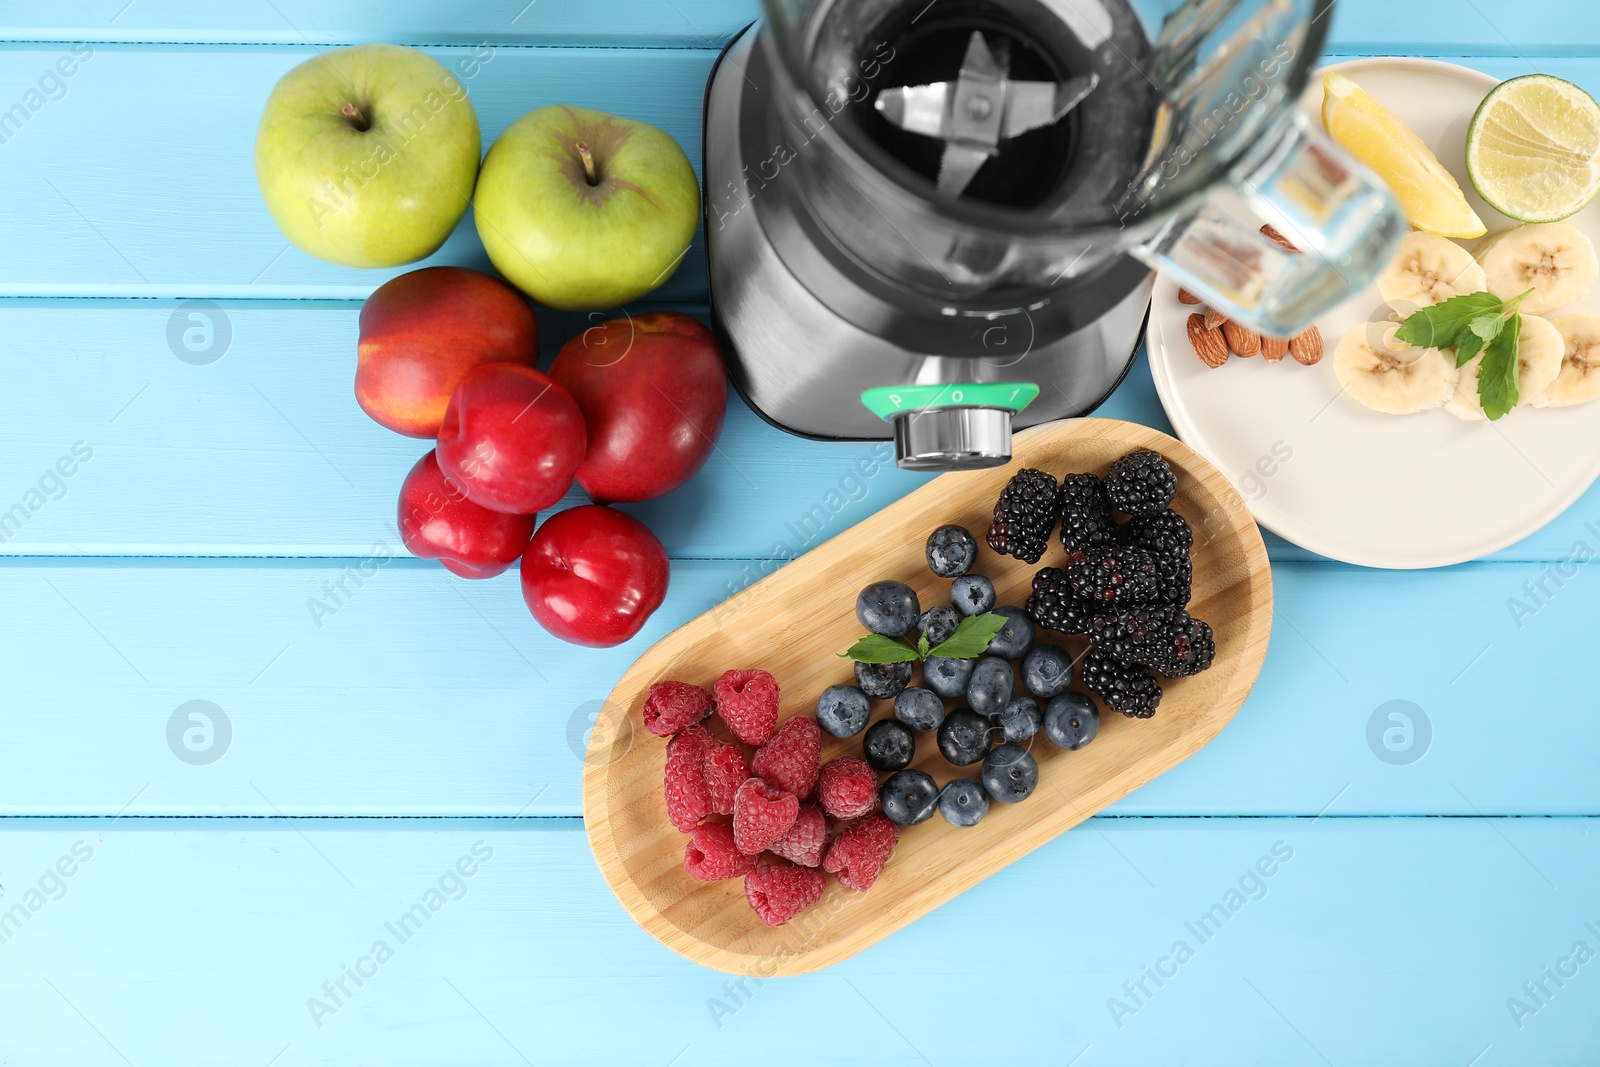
[856,659,913,699]
[982,743,1038,803]
[864,718,916,772]
[918,605,962,647]
[857,580,921,638]
[1043,692,1100,751]
[939,778,990,827]
[1021,643,1075,698]
[965,656,1014,716]
[986,605,1035,659]
[816,684,871,738]
[937,708,992,766]
[894,686,946,732]
[926,524,977,578]
[951,574,996,616]
[995,696,1041,742]
[923,655,975,700]
[880,769,940,826]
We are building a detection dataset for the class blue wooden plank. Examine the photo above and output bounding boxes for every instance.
[0,1,755,47]
[0,817,1593,1065]
[0,557,1594,818]
[0,302,929,559]
[1,48,1598,300]
[0,0,1586,57]
[0,44,711,299]
[10,299,1600,563]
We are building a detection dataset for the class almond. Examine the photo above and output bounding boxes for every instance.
[1187,312,1229,369]
[1260,335,1290,363]
[1203,306,1228,332]
[1289,325,1324,365]
[1177,288,1201,305]
[1222,320,1261,357]
[1261,224,1299,253]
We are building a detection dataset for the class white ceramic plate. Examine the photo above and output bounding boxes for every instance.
[1147,57,1600,568]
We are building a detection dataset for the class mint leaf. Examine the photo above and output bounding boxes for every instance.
[838,634,918,664]
[1468,313,1504,343]
[1394,292,1503,350]
[916,631,930,659]
[1478,312,1521,421]
[928,612,1009,659]
[1455,327,1491,368]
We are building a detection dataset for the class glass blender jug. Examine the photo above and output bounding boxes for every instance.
[703,0,1407,468]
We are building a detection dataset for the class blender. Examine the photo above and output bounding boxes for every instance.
[702,0,1408,470]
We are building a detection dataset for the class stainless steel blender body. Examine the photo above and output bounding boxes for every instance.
[703,0,1406,469]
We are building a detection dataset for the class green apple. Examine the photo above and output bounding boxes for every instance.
[473,105,700,310]
[255,44,480,268]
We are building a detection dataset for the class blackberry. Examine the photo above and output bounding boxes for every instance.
[1105,450,1176,516]
[1026,567,1100,635]
[1065,546,1158,606]
[1148,613,1216,678]
[1127,508,1194,606]
[1088,604,1183,663]
[1057,473,1119,554]
[1089,606,1215,678]
[986,468,1060,564]
[1127,508,1194,554]
[1152,552,1192,606]
[1082,648,1163,718]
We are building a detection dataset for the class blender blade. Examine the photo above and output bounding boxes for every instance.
[874,30,1099,199]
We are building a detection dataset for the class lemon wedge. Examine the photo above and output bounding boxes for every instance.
[1466,74,1600,224]
[1322,70,1487,238]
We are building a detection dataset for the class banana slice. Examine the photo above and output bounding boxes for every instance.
[1446,314,1565,421]
[1334,322,1458,415]
[1377,231,1487,311]
[1476,221,1598,314]
[1533,312,1600,407]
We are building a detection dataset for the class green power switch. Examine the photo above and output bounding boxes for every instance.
[860,382,1040,421]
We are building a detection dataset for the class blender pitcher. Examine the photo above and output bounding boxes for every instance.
[704,0,1408,468]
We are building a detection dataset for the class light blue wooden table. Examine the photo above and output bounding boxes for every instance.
[1,2,1597,1064]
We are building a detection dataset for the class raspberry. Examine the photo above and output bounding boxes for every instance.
[641,680,713,737]
[744,862,826,927]
[714,669,780,745]
[702,737,750,815]
[986,468,1059,564]
[663,725,712,832]
[684,823,758,881]
[732,778,799,855]
[816,757,879,820]
[823,813,899,892]
[753,716,821,798]
[768,803,827,867]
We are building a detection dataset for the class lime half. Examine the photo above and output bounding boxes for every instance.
[1467,74,1600,224]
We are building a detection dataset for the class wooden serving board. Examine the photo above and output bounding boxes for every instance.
[582,418,1273,975]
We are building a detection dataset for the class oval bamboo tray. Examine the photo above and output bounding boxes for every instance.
[583,418,1272,975]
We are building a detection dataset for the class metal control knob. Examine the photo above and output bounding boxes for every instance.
[892,406,1012,471]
